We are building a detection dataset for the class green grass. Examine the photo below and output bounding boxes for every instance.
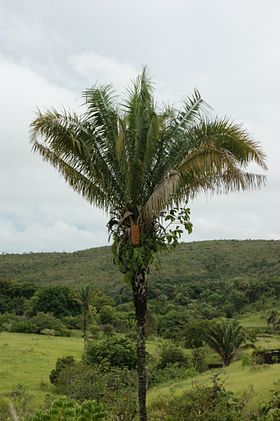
[0,332,83,408]
[148,360,280,406]
[239,312,267,329]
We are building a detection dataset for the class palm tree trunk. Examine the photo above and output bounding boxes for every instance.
[83,311,88,349]
[132,269,148,421]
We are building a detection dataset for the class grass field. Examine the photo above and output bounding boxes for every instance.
[0,332,172,409]
[148,360,280,407]
[0,332,83,408]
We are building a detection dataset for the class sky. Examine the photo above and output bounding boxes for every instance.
[0,0,279,253]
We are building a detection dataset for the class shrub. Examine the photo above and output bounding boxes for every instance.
[192,347,207,373]
[256,380,280,419]
[150,374,244,420]
[53,362,137,419]
[148,365,197,388]
[49,356,75,385]
[30,312,69,335]
[0,397,10,421]
[31,286,80,318]
[183,320,209,348]
[63,315,81,329]
[158,345,189,369]
[6,312,69,336]
[8,384,33,418]
[9,319,35,334]
[0,312,19,331]
[41,328,56,336]
[84,336,137,370]
[30,397,107,420]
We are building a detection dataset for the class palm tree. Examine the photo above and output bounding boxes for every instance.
[76,285,95,347]
[204,319,249,366]
[30,69,266,420]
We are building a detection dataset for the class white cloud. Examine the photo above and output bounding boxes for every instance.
[0,55,108,253]
[69,52,139,91]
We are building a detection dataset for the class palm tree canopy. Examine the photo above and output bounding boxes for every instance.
[204,319,248,365]
[31,69,266,227]
[76,285,94,312]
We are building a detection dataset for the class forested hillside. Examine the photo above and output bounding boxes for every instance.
[1,240,280,292]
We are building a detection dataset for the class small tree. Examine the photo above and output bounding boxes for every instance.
[84,336,137,370]
[204,319,249,366]
[76,285,95,346]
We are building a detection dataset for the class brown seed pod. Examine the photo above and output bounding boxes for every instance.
[131,224,140,246]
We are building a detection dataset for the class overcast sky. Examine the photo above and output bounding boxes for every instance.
[0,0,279,253]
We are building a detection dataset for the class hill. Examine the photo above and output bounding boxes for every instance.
[1,240,280,293]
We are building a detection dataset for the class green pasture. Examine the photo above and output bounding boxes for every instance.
[0,332,168,408]
[239,312,267,329]
[148,360,280,407]
[0,332,83,407]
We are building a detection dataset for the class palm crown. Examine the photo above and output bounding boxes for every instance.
[31,69,266,232]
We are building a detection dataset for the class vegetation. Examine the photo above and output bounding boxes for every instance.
[204,320,249,366]
[150,374,245,420]
[84,336,137,369]
[30,397,108,420]
[49,355,76,385]
[2,240,279,297]
[30,64,266,420]
[158,345,189,369]
[76,285,95,346]
[2,240,280,418]
[0,332,83,406]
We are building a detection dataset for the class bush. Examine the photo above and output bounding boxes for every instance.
[0,312,18,331]
[9,319,35,334]
[6,312,69,336]
[30,397,108,420]
[148,365,197,388]
[192,347,207,373]
[49,356,75,385]
[158,345,189,369]
[30,312,69,335]
[183,320,209,348]
[63,315,81,329]
[84,336,137,370]
[256,380,280,419]
[53,362,137,419]
[8,384,33,418]
[150,375,244,420]
[0,397,10,421]
[31,286,80,318]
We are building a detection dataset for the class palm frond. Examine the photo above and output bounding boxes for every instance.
[141,170,181,222]
[31,142,110,209]
[31,69,267,235]
[31,109,125,208]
